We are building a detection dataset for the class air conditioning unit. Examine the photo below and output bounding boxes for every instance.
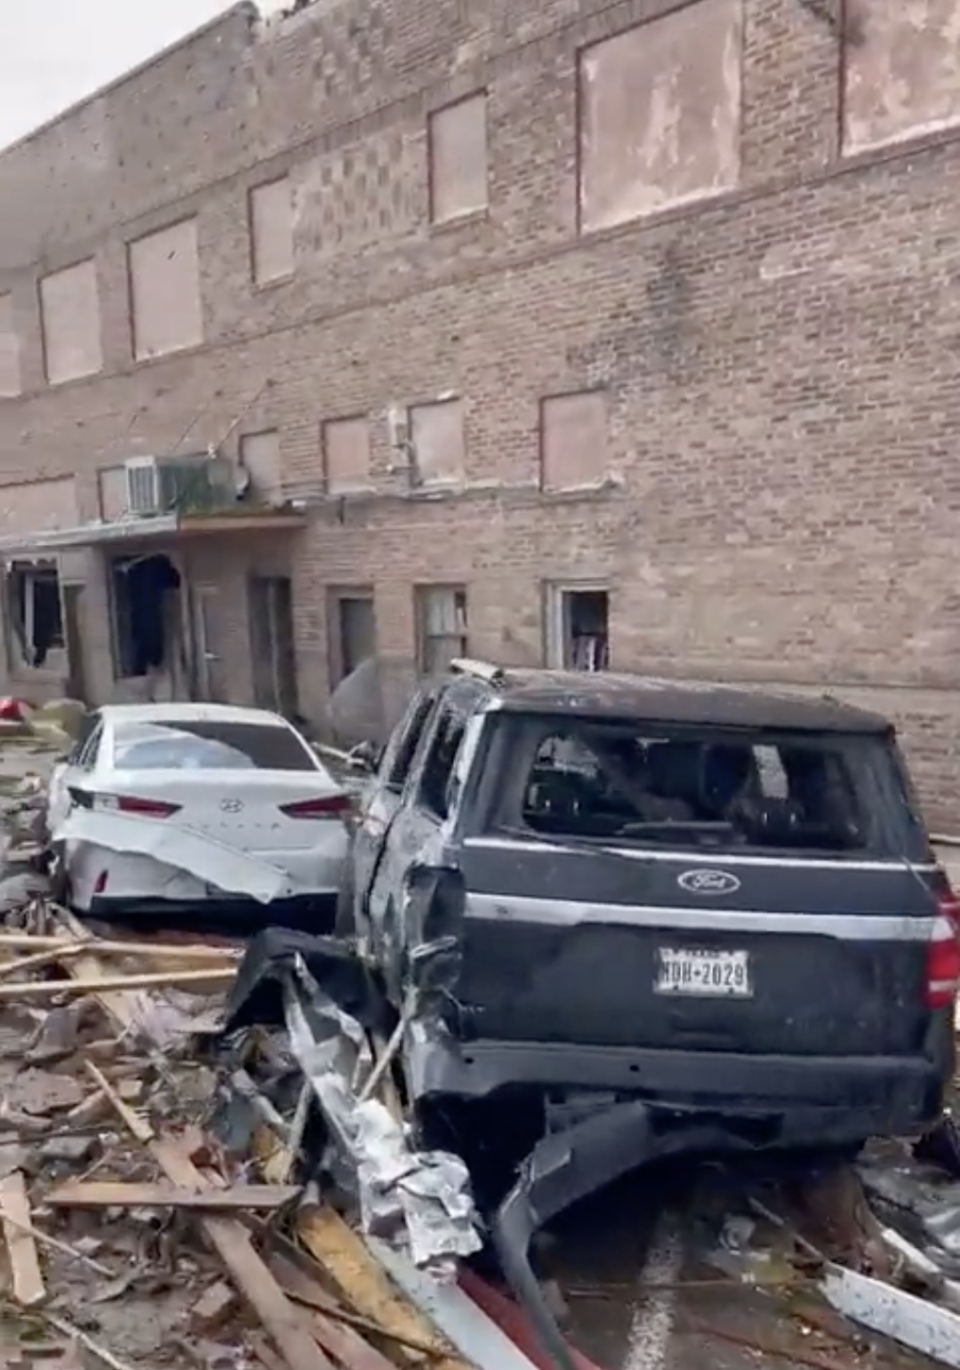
[123,454,234,517]
[124,457,161,515]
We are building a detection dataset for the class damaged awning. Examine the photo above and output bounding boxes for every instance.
[0,509,307,557]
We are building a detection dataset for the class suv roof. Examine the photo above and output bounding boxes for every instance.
[447,659,891,735]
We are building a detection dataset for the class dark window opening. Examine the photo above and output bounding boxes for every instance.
[6,562,65,668]
[110,553,181,680]
[332,593,376,686]
[559,589,609,671]
[112,720,317,771]
[486,716,917,857]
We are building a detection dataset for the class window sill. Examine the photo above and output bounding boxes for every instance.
[429,208,489,236]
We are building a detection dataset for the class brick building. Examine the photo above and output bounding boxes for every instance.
[1,0,960,816]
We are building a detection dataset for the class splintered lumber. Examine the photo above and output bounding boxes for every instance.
[270,1251,399,1370]
[0,1171,45,1306]
[0,931,239,961]
[47,1181,300,1212]
[91,1071,332,1370]
[0,966,236,1000]
[254,1127,470,1370]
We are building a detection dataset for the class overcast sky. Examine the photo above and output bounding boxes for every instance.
[0,1,283,149]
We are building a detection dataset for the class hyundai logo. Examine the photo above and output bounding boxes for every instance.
[220,799,244,814]
[677,868,741,896]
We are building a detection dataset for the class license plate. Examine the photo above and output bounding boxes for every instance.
[655,948,752,997]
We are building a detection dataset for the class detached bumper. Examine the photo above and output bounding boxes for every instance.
[405,1027,949,1145]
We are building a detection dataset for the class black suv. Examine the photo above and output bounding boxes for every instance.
[344,659,958,1154]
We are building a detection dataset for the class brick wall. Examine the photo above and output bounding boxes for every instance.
[2,0,960,819]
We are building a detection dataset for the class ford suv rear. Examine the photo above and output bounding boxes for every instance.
[346,661,958,1152]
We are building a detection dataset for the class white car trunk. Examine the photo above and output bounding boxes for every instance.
[93,768,348,854]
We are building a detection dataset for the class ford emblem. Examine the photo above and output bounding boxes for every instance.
[678,868,741,896]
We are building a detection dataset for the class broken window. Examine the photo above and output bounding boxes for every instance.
[384,690,439,791]
[418,702,468,819]
[109,553,181,680]
[5,562,65,668]
[112,720,315,771]
[410,399,466,487]
[546,587,609,671]
[488,717,888,855]
[415,586,468,675]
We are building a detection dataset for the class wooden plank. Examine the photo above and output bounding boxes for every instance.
[0,966,236,1000]
[47,1181,300,1212]
[149,1137,333,1370]
[0,1172,45,1306]
[0,932,238,961]
[254,1126,469,1370]
[269,1251,399,1370]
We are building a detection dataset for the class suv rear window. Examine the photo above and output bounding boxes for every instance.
[483,716,925,858]
[113,721,316,772]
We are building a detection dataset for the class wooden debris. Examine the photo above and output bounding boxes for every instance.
[0,1171,45,1306]
[0,932,239,961]
[47,1181,301,1212]
[0,942,89,982]
[191,1279,240,1333]
[84,1060,152,1142]
[255,1127,470,1370]
[0,966,236,1001]
[42,1312,138,1370]
[270,1251,399,1370]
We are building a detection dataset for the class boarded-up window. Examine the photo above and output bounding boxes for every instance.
[415,586,468,674]
[250,178,294,284]
[323,417,370,493]
[429,95,488,223]
[410,399,465,486]
[844,0,960,153]
[239,430,281,499]
[0,294,20,398]
[579,0,741,232]
[129,219,203,360]
[540,392,609,490]
[40,259,103,385]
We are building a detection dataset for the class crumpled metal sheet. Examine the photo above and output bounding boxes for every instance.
[282,957,482,1273]
[53,807,296,904]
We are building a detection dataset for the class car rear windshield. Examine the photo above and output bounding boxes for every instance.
[482,715,927,859]
[113,721,317,772]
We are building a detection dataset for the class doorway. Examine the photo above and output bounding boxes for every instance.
[109,553,183,682]
[545,584,610,671]
[248,575,298,715]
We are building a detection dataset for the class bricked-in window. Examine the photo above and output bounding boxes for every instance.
[416,586,468,675]
[578,0,741,232]
[428,94,488,224]
[540,391,609,490]
[323,417,371,494]
[39,259,103,385]
[844,0,960,153]
[410,398,465,486]
[128,218,203,361]
[0,293,20,398]
[249,177,294,285]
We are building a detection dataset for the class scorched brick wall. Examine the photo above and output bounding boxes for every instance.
[2,0,960,819]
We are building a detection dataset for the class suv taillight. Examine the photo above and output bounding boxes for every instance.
[926,881,960,1009]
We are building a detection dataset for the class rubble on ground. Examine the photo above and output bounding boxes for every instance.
[1,752,960,1369]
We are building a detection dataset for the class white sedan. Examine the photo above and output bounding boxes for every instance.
[47,703,351,932]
